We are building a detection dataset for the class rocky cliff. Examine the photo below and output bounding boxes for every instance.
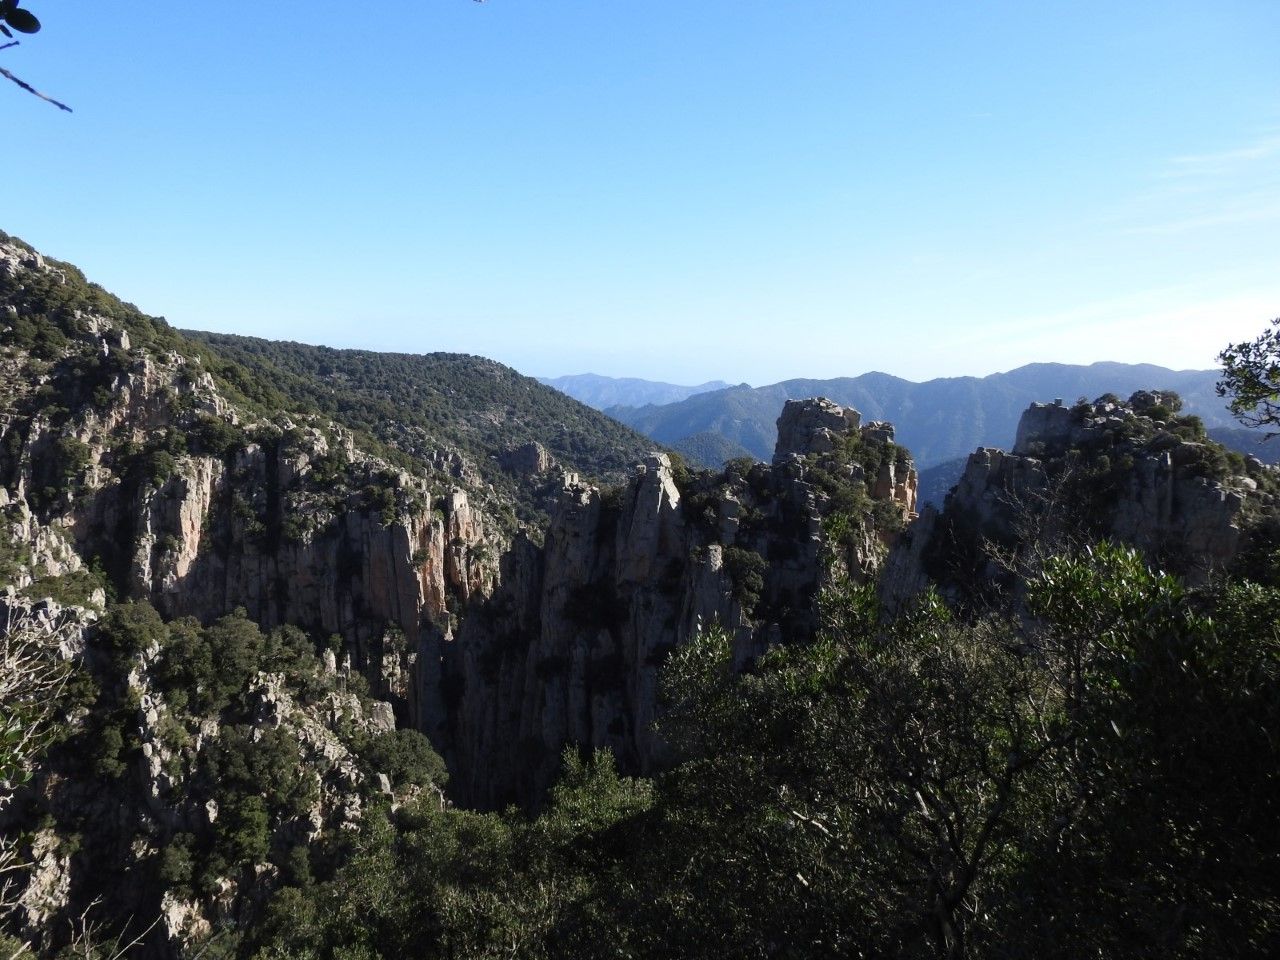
[8,235,1280,959]
[0,262,499,723]
[440,396,918,806]
[883,392,1280,609]
[2,239,918,812]
[0,592,428,957]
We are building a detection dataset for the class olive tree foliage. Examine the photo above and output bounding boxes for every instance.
[0,1,69,111]
[1218,317,1280,434]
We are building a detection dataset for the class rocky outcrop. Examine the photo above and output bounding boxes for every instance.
[1,305,501,730]
[499,441,554,477]
[14,830,72,934]
[2,244,920,812]
[0,489,82,589]
[773,397,862,462]
[447,401,919,807]
[3,354,917,811]
[1,617,406,956]
[447,456,726,806]
[883,394,1279,609]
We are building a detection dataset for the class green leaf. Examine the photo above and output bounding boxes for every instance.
[4,8,39,33]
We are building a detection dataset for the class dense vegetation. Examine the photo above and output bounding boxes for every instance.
[229,544,1279,959]
[185,332,658,513]
[7,534,1278,959]
[4,234,1280,958]
[0,602,449,955]
[668,429,755,469]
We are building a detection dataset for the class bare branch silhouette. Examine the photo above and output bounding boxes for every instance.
[0,63,71,111]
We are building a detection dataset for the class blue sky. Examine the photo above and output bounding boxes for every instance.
[6,1,1278,385]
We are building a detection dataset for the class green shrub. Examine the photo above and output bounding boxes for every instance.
[91,724,129,779]
[159,833,197,899]
[154,611,265,715]
[51,434,92,483]
[27,567,107,607]
[356,729,448,790]
[723,545,766,610]
[144,450,178,485]
[217,794,270,867]
[96,601,168,666]
[190,414,246,459]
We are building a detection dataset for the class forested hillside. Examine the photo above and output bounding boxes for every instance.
[2,232,1279,959]
[189,333,659,516]
[0,229,656,531]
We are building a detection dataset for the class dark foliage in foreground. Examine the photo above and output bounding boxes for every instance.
[242,545,1280,960]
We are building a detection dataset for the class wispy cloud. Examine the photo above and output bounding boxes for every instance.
[1164,133,1280,176]
[1124,130,1280,235]
[1124,193,1280,236]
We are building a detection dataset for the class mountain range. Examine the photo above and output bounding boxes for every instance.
[585,363,1255,470]
[536,373,731,411]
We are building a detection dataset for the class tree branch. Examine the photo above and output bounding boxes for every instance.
[0,64,71,111]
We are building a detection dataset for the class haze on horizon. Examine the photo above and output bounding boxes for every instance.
[7,1,1278,386]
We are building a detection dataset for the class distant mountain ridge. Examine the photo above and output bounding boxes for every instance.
[607,362,1246,470]
[538,372,732,410]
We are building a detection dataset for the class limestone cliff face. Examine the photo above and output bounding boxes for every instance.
[446,456,721,806]
[0,255,500,728]
[2,325,915,810]
[882,395,1278,609]
[2,236,917,810]
[87,432,495,725]
[445,399,919,807]
[1009,396,1254,570]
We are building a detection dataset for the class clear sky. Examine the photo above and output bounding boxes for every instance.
[6,1,1278,385]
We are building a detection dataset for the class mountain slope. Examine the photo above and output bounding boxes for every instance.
[0,230,919,814]
[4,232,1278,958]
[538,373,731,410]
[610,363,1239,468]
[670,430,756,468]
[186,333,660,521]
[1208,426,1280,464]
[915,456,969,510]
